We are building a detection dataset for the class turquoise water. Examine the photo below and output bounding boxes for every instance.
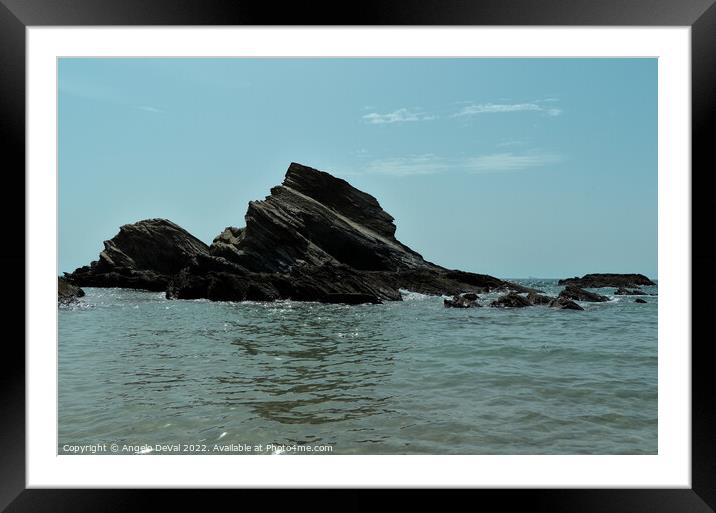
[58,280,657,455]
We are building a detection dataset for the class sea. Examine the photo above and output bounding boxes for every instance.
[58,279,657,455]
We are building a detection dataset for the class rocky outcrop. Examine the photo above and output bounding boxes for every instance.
[490,292,531,308]
[58,277,84,304]
[634,298,647,304]
[444,293,480,308]
[67,219,210,291]
[67,163,537,303]
[558,273,655,288]
[614,287,645,295]
[549,297,584,310]
[527,292,553,305]
[558,285,609,303]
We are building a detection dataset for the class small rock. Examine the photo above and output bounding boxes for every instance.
[58,277,84,304]
[527,292,553,305]
[444,295,479,308]
[634,298,647,304]
[559,285,609,303]
[548,297,584,310]
[490,292,531,308]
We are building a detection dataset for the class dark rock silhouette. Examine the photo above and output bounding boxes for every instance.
[549,297,584,310]
[490,292,532,308]
[67,219,209,291]
[58,277,84,304]
[614,287,645,295]
[634,298,648,304]
[559,285,609,303]
[527,292,553,305]
[69,163,534,303]
[558,273,654,288]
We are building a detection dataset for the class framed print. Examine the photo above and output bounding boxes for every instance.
[2,0,715,511]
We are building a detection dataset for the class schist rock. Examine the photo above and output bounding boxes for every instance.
[558,285,610,303]
[558,273,655,288]
[68,163,535,303]
[67,219,210,291]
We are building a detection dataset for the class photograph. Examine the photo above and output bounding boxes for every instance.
[56,57,658,456]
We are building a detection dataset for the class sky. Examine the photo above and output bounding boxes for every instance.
[58,58,657,279]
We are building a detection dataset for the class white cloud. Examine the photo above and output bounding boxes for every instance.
[465,153,564,172]
[452,101,562,118]
[366,154,449,176]
[362,108,436,124]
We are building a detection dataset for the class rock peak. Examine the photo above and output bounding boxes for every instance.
[281,162,397,239]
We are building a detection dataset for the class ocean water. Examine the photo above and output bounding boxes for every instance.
[58,280,657,455]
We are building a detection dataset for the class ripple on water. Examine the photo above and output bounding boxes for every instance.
[59,282,657,454]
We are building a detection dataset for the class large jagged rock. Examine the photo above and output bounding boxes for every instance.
[67,219,210,291]
[558,273,655,288]
[213,163,434,273]
[68,163,533,303]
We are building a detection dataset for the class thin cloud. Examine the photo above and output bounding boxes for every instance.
[137,105,163,113]
[362,108,436,125]
[366,154,448,176]
[452,101,562,118]
[465,153,564,173]
[365,152,563,177]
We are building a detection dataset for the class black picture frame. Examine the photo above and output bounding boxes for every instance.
[1,1,714,511]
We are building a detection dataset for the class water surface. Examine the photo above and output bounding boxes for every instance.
[58,280,657,454]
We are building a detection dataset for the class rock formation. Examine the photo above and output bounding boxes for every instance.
[558,285,609,303]
[490,292,532,308]
[634,298,648,304]
[67,163,534,303]
[526,292,553,305]
[444,293,480,308]
[558,273,654,288]
[58,277,85,304]
[548,297,584,310]
[67,219,209,291]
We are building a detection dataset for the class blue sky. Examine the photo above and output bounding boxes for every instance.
[59,58,657,279]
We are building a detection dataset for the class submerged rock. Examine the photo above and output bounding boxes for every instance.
[548,297,584,310]
[527,292,553,305]
[490,292,531,308]
[558,285,609,303]
[614,287,645,295]
[58,277,84,304]
[558,273,654,288]
[444,294,480,308]
[634,298,648,304]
